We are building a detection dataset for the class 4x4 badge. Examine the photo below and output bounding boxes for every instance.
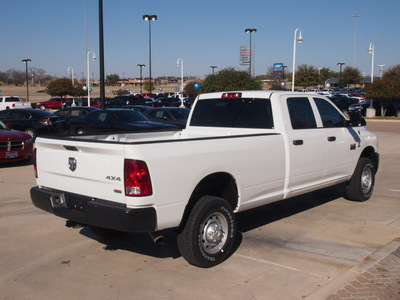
[68,157,77,172]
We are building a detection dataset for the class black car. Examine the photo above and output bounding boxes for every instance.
[143,107,190,129]
[54,106,100,125]
[349,99,400,117]
[0,108,66,139]
[152,97,182,107]
[106,95,147,108]
[68,108,177,135]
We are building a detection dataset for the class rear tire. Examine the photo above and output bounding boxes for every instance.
[346,157,375,202]
[76,128,86,135]
[177,196,236,268]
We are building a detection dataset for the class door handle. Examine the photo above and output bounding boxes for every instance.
[328,136,336,142]
[293,140,303,145]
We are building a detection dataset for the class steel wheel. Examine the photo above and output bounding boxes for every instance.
[361,164,373,195]
[200,211,229,255]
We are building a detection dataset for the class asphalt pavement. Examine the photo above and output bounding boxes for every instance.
[0,119,399,300]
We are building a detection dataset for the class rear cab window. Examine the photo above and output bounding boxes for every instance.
[189,97,274,129]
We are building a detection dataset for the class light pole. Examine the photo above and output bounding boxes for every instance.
[369,42,375,84]
[177,58,184,93]
[291,28,303,91]
[378,64,385,80]
[137,64,145,94]
[245,28,257,76]
[143,14,157,95]
[86,50,96,106]
[210,66,217,75]
[352,14,360,67]
[317,67,322,88]
[22,59,31,102]
[67,67,75,86]
[282,65,287,86]
[337,62,345,87]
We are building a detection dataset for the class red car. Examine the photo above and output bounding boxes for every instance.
[37,98,72,110]
[0,120,33,163]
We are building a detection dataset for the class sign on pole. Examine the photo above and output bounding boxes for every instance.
[274,63,284,72]
[240,46,250,65]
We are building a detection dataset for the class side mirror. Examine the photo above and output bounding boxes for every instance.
[347,105,366,127]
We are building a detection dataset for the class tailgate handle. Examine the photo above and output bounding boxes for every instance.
[328,136,336,142]
[63,145,79,151]
[293,140,303,146]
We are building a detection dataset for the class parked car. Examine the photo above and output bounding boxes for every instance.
[53,106,100,125]
[0,96,32,110]
[350,99,400,117]
[183,97,196,108]
[124,105,153,113]
[106,95,147,108]
[0,120,33,163]
[152,97,182,107]
[71,98,101,107]
[0,108,66,139]
[142,107,190,128]
[68,108,178,135]
[37,98,72,110]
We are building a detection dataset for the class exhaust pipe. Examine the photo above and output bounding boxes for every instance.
[149,232,164,244]
[65,220,85,229]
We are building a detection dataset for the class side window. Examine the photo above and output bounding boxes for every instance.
[314,98,346,128]
[287,97,317,129]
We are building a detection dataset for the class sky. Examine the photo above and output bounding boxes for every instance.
[1,0,399,80]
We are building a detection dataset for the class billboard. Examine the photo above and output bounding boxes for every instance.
[274,63,284,72]
[240,46,250,65]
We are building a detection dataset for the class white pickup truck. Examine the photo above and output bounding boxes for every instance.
[30,91,379,267]
[0,96,31,110]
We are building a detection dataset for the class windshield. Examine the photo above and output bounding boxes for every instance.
[190,98,274,129]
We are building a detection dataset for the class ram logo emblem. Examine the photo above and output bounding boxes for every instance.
[68,157,77,172]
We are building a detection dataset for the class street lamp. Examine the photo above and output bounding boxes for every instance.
[291,28,303,91]
[378,64,385,80]
[22,59,31,102]
[177,58,184,93]
[281,65,287,86]
[369,42,375,84]
[67,67,75,86]
[352,14,360,67]
[137,64,145,94]
[210,66,217,75]
[143,14,157,95]
[337,62,345,86]
[245,28,257,76]
[86,50,96,106]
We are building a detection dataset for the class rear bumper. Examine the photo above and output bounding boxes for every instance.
[30,187,157,232]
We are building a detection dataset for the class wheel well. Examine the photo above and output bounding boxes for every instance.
[178,172,238,231]
[360,146,379,172]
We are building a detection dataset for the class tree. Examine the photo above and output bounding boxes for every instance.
[366,80,400,116]
[183,81,202,97]
[106,74,120,86]
[294,64,318,88]
[383,65,400,83]
[342,66,362,87]
[318,67,337,87]
[200,67,262,93]
[30,67,46,86]
[9,69,26,86]
[143,80,154,93]
[46,78,75,97]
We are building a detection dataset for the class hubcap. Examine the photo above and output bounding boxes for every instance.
[361,165,373,194]
[201,212,228,255]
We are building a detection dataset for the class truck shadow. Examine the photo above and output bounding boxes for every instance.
[79,183,346,261]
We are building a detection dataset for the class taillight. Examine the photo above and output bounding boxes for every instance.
[34,148,38,178]
[12,103,16,107]
[222,92,242,98]
[39,118,52,125]
[124,159,152,196]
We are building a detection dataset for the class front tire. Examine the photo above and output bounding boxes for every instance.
[24,128,36,140]
[346,157,376,202]
[177,196,236,268]
[39,105,46,111]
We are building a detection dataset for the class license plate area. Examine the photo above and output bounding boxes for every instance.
[6,151,18,159]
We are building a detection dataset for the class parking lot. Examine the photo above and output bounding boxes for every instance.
[0,120,399,300]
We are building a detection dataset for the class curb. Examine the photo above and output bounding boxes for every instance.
[305,238,400,300]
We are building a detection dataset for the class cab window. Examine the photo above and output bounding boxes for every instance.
[314,98,346,128]
[287,97,317,129]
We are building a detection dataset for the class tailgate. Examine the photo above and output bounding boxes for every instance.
[35,137,127,205]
